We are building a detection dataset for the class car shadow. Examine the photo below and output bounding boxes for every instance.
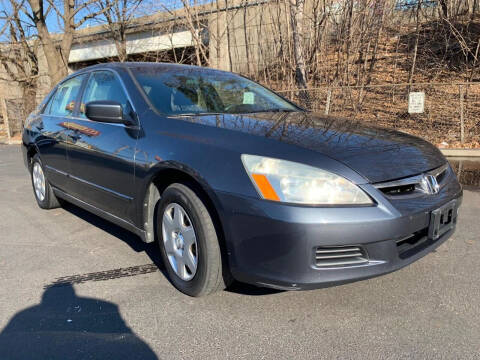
[61,202,283,297]
[61,202,164,270]
[0,284,158,360]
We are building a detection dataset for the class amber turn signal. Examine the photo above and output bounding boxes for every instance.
[251,174,280,201]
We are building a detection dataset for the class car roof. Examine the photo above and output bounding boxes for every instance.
[69,62,232,78]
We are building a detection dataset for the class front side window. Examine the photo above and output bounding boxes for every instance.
[80,71,129,118]
[132,67,299,115]
[45,74,87,116]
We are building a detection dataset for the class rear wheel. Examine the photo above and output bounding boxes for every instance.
[30,154,61,209]
[157,183,227,297]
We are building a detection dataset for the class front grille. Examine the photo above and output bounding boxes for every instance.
[374,163,450,198]
[379,183,416,196]
[314,246,369,268]
[436,167,448,184]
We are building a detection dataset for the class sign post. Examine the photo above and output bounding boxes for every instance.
[0,98,11,143]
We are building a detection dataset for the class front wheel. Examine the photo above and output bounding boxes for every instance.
[157,183,227,297]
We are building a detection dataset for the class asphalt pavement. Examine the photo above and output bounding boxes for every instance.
[0,144,479,359]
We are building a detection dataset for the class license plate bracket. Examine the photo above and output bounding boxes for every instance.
[428,200,457,240]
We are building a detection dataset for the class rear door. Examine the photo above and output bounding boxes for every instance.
[65,70,139,221]
[36,74,87,191]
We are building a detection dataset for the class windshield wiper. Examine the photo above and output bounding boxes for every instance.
[171,112,225,117]
[238,109,298,114]
[268,109,297,112]
[171,109,298,117]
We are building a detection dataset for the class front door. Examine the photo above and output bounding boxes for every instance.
[65,70,139,222]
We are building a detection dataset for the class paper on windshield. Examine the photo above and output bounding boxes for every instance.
[243,92,255,104]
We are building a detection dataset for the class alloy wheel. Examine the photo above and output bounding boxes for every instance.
[162,203,198,281]
[32,162,46,202]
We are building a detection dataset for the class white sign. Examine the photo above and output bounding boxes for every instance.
[408,92,425,114]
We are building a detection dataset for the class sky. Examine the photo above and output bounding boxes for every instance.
[0,0,210,40]
[0,0,435,41]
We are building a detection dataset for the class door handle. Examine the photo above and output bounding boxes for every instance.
[69,129,81,143]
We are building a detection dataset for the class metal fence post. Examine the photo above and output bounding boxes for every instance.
[459,85,465,145]
[0,98,11,143]
[325,88,332,115]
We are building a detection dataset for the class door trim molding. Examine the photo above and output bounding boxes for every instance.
[45,164,133,201]
[45,165,68,177]
[69,173,133,201]
[53,187,147,242]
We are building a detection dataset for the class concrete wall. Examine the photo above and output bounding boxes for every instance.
[69,30,194,63]
[208,0,286,74]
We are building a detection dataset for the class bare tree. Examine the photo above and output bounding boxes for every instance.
[179,0,209,66]
[473,0,478,18]
[0,0,39,117]
[95,0,143,62]
[289,0,308,105]
[408,0,422,87]
[25,0,111,85]
[439,0,449,18]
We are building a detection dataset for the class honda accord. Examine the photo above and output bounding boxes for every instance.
[22,63,462,296]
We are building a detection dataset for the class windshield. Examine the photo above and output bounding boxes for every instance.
[132,67,299,115]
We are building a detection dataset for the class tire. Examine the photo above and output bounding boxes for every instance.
[157,183,227,297]
[30,154,62,209]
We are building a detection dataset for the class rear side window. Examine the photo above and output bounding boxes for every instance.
[36,88,56,115]
[45,74,87,116]
[80,71,129,118]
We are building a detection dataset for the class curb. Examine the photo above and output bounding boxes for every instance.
[0,140,21,145]
[440,149,480,158]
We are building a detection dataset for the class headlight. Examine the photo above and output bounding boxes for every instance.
[241,154,372,205]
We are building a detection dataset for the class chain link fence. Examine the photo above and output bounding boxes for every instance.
[4,98,26,132]
[0,97,43,142]
[276,82,480,148]
[1,82,479,148]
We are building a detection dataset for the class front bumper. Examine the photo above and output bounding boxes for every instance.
[216,175,463,290]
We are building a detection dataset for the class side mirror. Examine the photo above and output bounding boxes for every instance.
[85,101,125,124]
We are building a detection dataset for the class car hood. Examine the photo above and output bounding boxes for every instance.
[180,111,446,183]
